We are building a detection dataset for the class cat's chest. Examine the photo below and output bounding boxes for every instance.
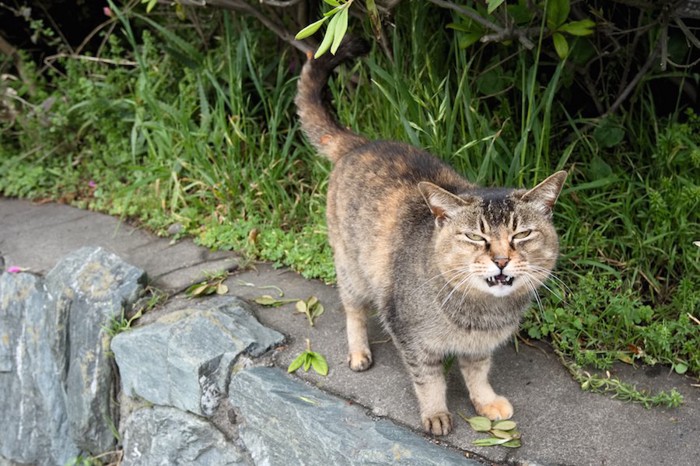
[425,319,517,355]
[394,299,522,356]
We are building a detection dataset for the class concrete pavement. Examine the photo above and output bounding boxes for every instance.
[1,197,698,465]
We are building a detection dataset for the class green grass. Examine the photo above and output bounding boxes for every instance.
[1,1,697,389]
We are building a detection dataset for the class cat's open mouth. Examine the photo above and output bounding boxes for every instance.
[486,274,515,287]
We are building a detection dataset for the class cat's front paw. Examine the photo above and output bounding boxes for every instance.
[474,396,513,421]
[348,350,373,372]
[422,411,453,436]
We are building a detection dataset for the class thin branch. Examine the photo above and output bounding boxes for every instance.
[361,0,394,62]
[602,41,661,119]
[480,27,538,49]
[259,0,303,7]
[427,0,535,49]
[44,53,138,67]
[428,0,502,33]
[660,21,668,71]
[176,0,313,54]
[615,11,647,98]
[74,17,118,56]
[674,17,700,49]
[0,33,36,96]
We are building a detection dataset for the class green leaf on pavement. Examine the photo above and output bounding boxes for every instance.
[473,437,511,447]
[466,416,492,432]
[492,420,517,431]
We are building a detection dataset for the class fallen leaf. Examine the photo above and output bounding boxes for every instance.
[492,420,517,431]
[254,295,295,306]
[472,437,511,446]
[490,429,514,439]
[466,416,492,432]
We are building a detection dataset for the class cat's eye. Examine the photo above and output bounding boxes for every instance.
[512,230,532,240]
[465,233,486,242]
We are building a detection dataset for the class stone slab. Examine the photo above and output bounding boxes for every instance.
[120,406,246,466]
[228,367,477,465]
[0,272,79,466]
[112,296,284,416]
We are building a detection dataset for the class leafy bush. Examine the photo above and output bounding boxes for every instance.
[523,273,699,375]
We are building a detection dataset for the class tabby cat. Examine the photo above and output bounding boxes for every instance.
[295,38,567,436]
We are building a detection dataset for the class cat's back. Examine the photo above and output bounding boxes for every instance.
[326,140,472,301]
[330,140,471,197]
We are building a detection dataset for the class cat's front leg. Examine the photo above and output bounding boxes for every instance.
[459,355,513,420]
[407,356,453,435]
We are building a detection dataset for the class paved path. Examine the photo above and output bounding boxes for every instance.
[1,197,698,465]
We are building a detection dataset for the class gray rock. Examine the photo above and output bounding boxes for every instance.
[0,272,79,466]
[112,297,284,416]
[228,367,476,466]
[120,406,246,466]
[45,247,146,454]
[0,247,146,465]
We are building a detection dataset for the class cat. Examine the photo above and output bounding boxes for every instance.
[295,37,567,436]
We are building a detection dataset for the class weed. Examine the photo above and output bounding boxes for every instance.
[288,339,329,376]
[103,307,142,338]
[131,285,168,315]
[295,296,325,327]
[523,273,699,376]
[254,294,325,327]
[65,455,102,466]
[185,270,231,297]
[557,350,684,408]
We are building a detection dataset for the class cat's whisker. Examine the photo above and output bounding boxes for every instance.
[455,281,477,310]
[526,265,572,295]
[441,271,476,308]
[521,275,544,312]
[524,272,564,302]
[408,267,465,300]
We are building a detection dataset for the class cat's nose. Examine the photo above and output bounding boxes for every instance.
[493,256,509,270]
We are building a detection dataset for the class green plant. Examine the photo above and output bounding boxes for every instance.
[254,294,325,327]
[103,307,142,338]
[295,296,325,327]
[288,339,329,376]
[132,286,169,314]
[557,350,684,408]
[65,455,103,466]
[460,414,522,448]
[523,273,699,376]
[295,0,354,57]
[185,270,231,297]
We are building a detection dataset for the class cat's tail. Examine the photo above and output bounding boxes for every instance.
[295,37,370,163]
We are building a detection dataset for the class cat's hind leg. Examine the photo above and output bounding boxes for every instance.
[337,283,373,371]
[345,301,373,371]
[459,355,513,420]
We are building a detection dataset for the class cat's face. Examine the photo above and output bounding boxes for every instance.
[419,172,566,300]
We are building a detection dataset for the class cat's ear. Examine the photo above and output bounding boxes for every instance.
[521,171,567,213]
[418,182,473,227]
